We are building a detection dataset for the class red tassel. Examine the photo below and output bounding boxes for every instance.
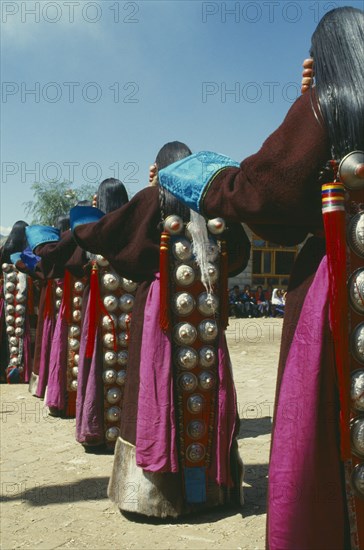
[322,181,351,460]
[160,232,170,332]
[86,262,100,359]
[62,270,72,324]
[66,390,76,418]
[220,240,229,330]
[43,280,54,318]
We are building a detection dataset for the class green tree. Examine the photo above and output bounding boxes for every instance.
[23,180,97,226]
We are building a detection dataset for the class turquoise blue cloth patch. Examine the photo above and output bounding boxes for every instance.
[184,467,206,503]
[26,225,60,252]
[70,206,104,231]
[10,252,22,265]
[159,151,239,212]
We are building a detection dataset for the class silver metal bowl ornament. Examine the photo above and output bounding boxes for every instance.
[174,265,195,287]
[74,280,84,293]
[69,338,80,351]
[6,304,15,314]
[187,420,206,440]
[70,380,78,390]
[96,255,109,267]
[5,281,15,292]
[104,351,117,366]
[103,369,117,385]
[6,272,17,283]
[69,325,81,338]
[118,332,129,348]
[199,370,216,390]
[71,366,78,377]
[172,239,192,261]
[117,350,128,366]
[338,150,364,191]
[350,417,364,459]
[2,263,12,273]
[348,269,364,315]
[116,370,127,386]
[14,327,24,336]
[164,215,184,235]
[351,463,364,498]
[176,347,198,370]
[73,354,79,365]
[6,315,15,325]
[186,443,205,462]
[351,323,364,364]
[174,322,197,345]
[351,370,364,412]
[207,217,226,235]
[103,333,115,350]
[106,387,122,404]
[73,296,82,308]
[172,292,195,316]
[105,426,120,442]
[197,292,219,316]
[103,295,118,312]
[6,325,15,335]
[55,286,63,297]
[15,304,26,315]
[15,316,24,327]
[5,293,14,303]
[119,294,135,313]
[102,272,120,291]
[187,394,205,414]
[118,313,132,330]
[178,372,198,393]
[199,346,216,368]
[106,406,121,423]
[102,314,117,331]
[198,319,218,342]
[72,309,82,322]
[120,278,138,293]
[206,263,219,284]
[347,212,364,258]
[15,293,26,304]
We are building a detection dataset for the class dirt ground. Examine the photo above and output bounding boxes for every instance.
[0,318,282,550]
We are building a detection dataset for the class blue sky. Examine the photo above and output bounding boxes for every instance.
[1,0,362,233]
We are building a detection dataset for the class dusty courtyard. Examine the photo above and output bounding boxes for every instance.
[0,318,282,550]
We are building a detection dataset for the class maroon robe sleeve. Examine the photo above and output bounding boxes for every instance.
[203,93,330,245]
[73,187,161,282]
[34,231,85,279]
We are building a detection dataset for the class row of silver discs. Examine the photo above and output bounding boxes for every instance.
[339,151,364,499]
[67,279,85,392]
[165,214,226,464]
[2,263,28,373]
[348,212,364,499]
[96,255,137,443]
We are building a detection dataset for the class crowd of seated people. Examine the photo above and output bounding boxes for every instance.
[229,284,286,318]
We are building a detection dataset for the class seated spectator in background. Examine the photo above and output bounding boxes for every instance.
[255,285,270,317]
[271,288,285,318]
[241,285,259,318]
[229,285,246,318]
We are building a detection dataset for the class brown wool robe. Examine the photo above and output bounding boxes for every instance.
[28,232,88,395]
[186,92,351,548]
[74,190,250,448]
